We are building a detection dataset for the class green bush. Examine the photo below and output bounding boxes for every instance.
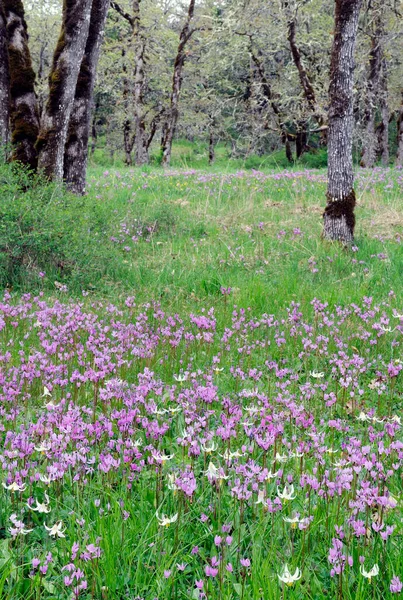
[0,160,126,293]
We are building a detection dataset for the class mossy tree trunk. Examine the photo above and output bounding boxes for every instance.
[0,5,10,147]
[360,4,383,169]
[3,0,39,169]
[161,0,196,167]
[397,91,403,166]
[323,0,363,244]
[37,0,93,180]
[377,59,389,166]
[64,0,110,195]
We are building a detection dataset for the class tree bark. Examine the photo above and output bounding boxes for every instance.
[323,0,363,244]
[0,5,10,148]
[208,122,215,165]
[161,0,196,167]
[250,48,294,163]
[3,0,39,169]
[360,6,383,168]
[64,0,110,194]
[37,0,93,180]
[132,0,148,165]
[377,59,389,166]
[397,91,403,166]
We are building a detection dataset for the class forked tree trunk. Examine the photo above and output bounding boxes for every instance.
[323,0,363,243]
[397,91,403,166]
[161,0,196,167]
[64,0,110,194]
[0,6,10,147]
[37,0,93,180]
[3,0,39,169]
[361,7,383,168]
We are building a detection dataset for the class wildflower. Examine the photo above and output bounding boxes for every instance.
[173,374,186,383]
[152,451,174,465]
[283,514,305,529]
[35,442,50,454]
[220,448,243,460]
[274,452,288,463]
[390,576,403,594]
[255,490,266,505]
[44,521,66,538]
[277,484,296,501]
[3,481,26,492]
[278,564,301,586]
[310,371,324,379]
[360,563,379,582]
[265,469,280,480]
[28,493,51,513]
[156,512,178,527]
[200,440,217,453]
[42,386,52,397]
[9,514,32,538]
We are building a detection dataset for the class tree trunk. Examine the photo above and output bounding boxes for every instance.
[250,48,293,163]
[323,0,363,244]
[132,1,148,165]
[37,0,93,180]
[360,7,383,168]
[208,124,215,165]
[3,0,39,169]
[64,0,110,195]
[161,0,195,167]
[377,59,389,166]
[296,122,308,158]
[0,6,10,148]
[397,91,403,166]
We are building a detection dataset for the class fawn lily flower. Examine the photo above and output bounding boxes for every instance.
[9,514,32,538]
[152,452,174,465]
[167,473,179,492]
[278,564,301,586]
[310,371,324,379]
[42,386,52,397]
[156,512,178,527]
[265,469,280,480]
[360,563,379,582]
[201,440,217,454]
[28,493,51,513]
[173,374,186,383]
[283,514,304,529]
[390,415,401,424]
[35,442,50,454]
[205,461,228,482]
[39,474,52,485]
[277,484,296,501]
[3,481,26,492]
[255,490,266,505]
[357,412,370,422]
[274,452,288,464]
[44,521,66,538]
[220,448,243,460]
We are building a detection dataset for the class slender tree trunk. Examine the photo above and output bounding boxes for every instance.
[377,59,389,166]
[323,0,363,243]
[64,0,110,194]
[209,123,215,165]
[132,1,149,165]
[361,9,383,168]
[282,2,323,127]
[397,91,403,166]
[250,48,293,163]
[161,0,196,167]
[0,6,10,148]
[3,0,39,169]
[37,0,93,180]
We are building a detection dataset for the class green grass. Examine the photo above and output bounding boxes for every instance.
[0,160,403,599]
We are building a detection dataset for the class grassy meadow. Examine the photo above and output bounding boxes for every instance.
[0,157,403,599]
